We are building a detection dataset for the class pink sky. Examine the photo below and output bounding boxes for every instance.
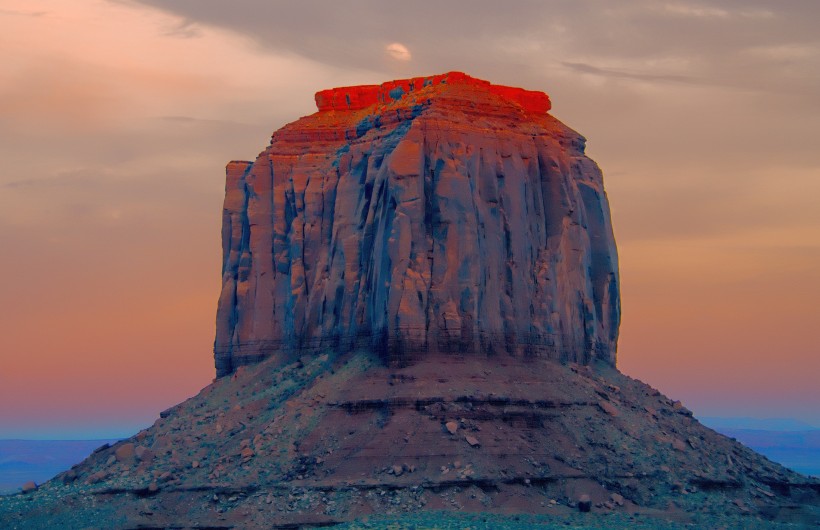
[1,1,819,438]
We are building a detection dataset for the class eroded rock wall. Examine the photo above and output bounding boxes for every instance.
[215,72,619,376]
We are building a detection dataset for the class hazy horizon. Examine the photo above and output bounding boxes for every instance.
[1,415,818,442]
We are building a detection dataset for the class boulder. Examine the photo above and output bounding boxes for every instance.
[135,446,154,462]
[115,443,135,462]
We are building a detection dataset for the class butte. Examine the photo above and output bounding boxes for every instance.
[1,72,817,529]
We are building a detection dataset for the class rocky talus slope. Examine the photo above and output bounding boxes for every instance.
[1,352,817,528]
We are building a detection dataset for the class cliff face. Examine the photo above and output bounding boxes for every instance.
[215,72,620,377]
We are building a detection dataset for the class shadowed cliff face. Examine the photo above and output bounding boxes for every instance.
[215,72,620,377]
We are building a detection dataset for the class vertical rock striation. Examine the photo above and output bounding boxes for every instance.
[215,72,620,377]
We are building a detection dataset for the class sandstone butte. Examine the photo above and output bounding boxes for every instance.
[215,71,620,377]
[2,73,818,529]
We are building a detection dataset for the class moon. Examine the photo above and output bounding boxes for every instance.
[385,42,412,61]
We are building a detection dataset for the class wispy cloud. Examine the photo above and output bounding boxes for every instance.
[0,7,46,17]
[3,176,89,190]
[745,43,820,61]
[162,18,201,39]
[156,115,251,127]
[662,4,729,18]
[561,61,706,86]
[660,4,773,20]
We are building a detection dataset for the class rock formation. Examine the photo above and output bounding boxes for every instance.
[4,73,817,529]
[215,72,620,377]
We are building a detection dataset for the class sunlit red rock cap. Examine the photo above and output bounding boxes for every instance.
[314,71,551,114]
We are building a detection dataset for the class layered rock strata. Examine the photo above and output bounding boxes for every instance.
[4,353,817,528]
[215,72,620,377]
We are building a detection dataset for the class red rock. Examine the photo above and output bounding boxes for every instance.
[672,438,688,452]
[465,435,480,447]
[215,72,619,376]
[86,471,107,484]
[115,443,135,462]
[757,487,775,498]
[135,446,153,462]
[444,421,458,435]
[598,400,619,417]
[21,481,37,493]
[314,72,550,113]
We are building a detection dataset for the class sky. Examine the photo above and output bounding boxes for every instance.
[1,0,819,438]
